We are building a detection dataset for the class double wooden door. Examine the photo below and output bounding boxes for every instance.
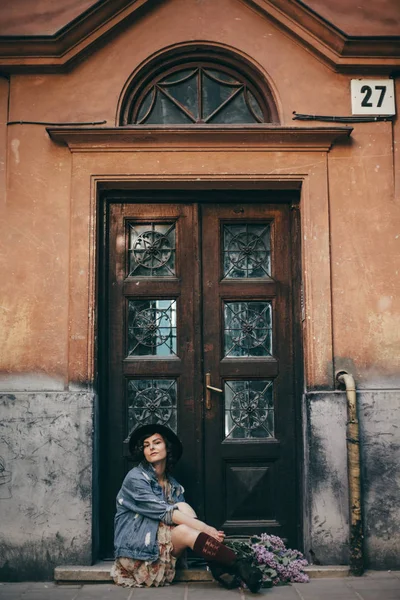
[101,197,300,557]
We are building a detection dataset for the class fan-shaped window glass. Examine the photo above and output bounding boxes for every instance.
[130,66,267,125]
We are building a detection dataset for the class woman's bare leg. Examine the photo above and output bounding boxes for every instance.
[175,502,197,518]
[171,524,199,557]
[171,503,198,556]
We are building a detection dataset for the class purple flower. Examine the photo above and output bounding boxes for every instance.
[249,533,309,586]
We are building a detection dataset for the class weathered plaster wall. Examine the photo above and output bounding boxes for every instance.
[395,75,400,202]
[328,122,400,389]
[0,0,399,576]
[8,0,351,128]
[359,391,400,568]
[0,125,71,386]
[3,0,398,388]
[0,392,93,581]
[306,391,400,568]
[306,392,349,565]
[0,76,8,208]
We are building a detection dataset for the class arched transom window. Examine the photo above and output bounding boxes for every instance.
[121,59,277,125]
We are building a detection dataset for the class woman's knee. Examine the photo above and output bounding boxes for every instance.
[171,524,197,546]
[171,524,198,556]
[171,524,192,539]
[176,502,197,518]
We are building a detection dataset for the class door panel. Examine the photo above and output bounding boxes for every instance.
[102,203,203,556]
[101,198,298,557]
[201,203,297,543]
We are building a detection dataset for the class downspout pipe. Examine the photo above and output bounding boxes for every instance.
[336,370,364,575]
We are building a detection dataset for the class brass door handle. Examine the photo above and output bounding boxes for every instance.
[205,372,223,410]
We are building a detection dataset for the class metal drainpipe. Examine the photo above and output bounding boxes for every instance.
[336,370,364,575]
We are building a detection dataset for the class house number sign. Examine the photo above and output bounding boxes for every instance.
[351,79,395,116]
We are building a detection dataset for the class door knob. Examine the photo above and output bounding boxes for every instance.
[205,372,223,410]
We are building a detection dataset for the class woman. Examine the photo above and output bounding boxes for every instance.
[112,423,263,592]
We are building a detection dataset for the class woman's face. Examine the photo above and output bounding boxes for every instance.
[143,433,167,464]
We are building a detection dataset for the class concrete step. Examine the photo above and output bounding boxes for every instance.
[54,562,350,583]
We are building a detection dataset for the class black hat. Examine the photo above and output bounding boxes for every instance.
[128,424,183,462]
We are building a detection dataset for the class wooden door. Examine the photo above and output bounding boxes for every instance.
[101,202,203,556]
[202,203,297,544]
[100,197,299,557]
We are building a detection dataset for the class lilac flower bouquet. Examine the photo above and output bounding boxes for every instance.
[226,534,309,588]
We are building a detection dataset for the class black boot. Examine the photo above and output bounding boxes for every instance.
[208,562,241,590]
[232,557,263,593]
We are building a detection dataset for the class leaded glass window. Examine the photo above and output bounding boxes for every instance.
[128,379,177,433]
[223,223,271,278]
[127,299,177,356]
[224,380,274,439]
[224,301,272,357]
[130,66,265,125]
[129,222,176,277]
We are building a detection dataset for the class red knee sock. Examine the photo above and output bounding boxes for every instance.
[193,532,236,566]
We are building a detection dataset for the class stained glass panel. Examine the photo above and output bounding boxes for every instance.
[224,380,274,439]
[133,66,264,124]
[160,73,199,121]
[128,379,177,433]
[204,69,238,84]
[224,301,272,357]
[208,90,256,124]
[128,299,177,356]
[161,69,197,84]
[136,89,155,122]
[129,222,176,277]
[144,90,193,124]
[223,223,271,278]
[202,71,241,120]
[248,90,264,121]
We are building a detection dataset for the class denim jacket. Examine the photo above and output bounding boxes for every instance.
[114,461,185,561]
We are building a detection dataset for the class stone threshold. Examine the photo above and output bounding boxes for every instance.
[54,563,350,583]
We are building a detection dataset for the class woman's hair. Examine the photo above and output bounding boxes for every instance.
[135,431,176,473]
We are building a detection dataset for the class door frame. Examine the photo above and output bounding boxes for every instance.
[51,124,346,562]
[96,188,304,558]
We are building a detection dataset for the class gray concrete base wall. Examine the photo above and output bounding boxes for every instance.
[359,390,400,569]
[0,392,94,581]
[1,387,399,580]
[305,392,350,566]
[305,390,400,569]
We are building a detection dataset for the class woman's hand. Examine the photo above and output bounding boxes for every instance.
[202,524,225,542]
[171,508,225,542]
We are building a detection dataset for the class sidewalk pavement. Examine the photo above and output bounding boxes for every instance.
[0,572,400,600]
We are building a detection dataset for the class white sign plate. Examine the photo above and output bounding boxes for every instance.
[351,79,395,115]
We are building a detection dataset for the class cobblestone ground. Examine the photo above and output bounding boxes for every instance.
[0,573,399,600]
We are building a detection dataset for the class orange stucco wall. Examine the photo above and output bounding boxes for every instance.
[0,0,399,389]
[329,121,399,388]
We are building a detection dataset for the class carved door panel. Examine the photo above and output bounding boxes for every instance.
[102,202,203,556]
[201,203,297,545]
[101,198,298,557]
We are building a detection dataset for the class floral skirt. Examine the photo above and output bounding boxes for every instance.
[111,522,177,588]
